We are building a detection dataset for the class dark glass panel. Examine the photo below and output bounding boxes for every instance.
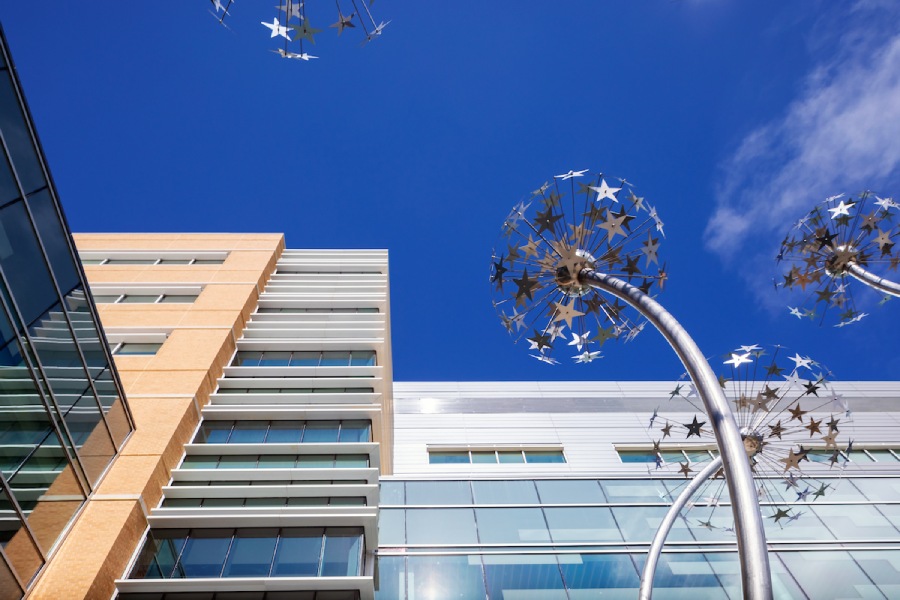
[129,529,189,579]
[157,294,197,303]
[196,421,233,444]
[559,553,639,594]
[0,200,57,324]
[228,422,268,444]
[320,352,349,367]
[265,421,303,443]
[257,352,291,367]
[233,352,261,367]
[218,455,258,469]
[321,528,363,577]
[177,529,233,578]
[338,420,371,443]
[221,528,277,577]
[23,190,78,295]
[257,455,295,468]
[0,69,45,195]
[302,421,340,443]
[0,142,19,206]
[272,528,322,576]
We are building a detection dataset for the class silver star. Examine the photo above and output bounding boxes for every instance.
[590,179,621,202]
[567,330,591,351]
[262,17,292,40]
[788,353,812,370]
[788,306,803,319]
[574,350,602,363]
[827,199,855,219]
[555,169,589,180]
[271,48,317,60]
[724,352,753,367]
[277,1,304,20]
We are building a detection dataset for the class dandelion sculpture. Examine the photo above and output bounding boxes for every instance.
[643,345,853,598]
[777,191,900,327]
[490,169,772,599]
[208,0,389,59]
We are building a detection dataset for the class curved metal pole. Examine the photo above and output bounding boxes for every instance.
[579,269,772,600]
[847,262,900,298]
[639,456,723,600]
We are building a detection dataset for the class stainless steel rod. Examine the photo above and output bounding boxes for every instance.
[579,269,772,600]
[846,262,900,298]
[639,456,724,600]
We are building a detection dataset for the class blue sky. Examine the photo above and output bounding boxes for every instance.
[2,2,899,382]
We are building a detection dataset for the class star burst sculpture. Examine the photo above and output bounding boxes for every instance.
[653,344,853,531]
[209,0,389,59]
[777,191,900,327]
[490,169,667,364]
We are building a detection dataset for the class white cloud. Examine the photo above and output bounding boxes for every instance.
[705,3,900,305]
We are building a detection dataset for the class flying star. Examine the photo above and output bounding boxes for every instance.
[875,195,897,211]
[271,49,317,60]
[782,473,799,490]
[546,322,567,342]
[724,352,753,367]
[512,269,540,303]
[364,20,390,43]
[262,17,292,40]
[660,422,673,438]
[771,508,791,523]
[589,179,621,202]
[527,330,552,352]
[788,403,807,422]
[292,19,323,43]
[490,257,508,289]
[827,199,855,219]
[531,353,560,365]
[598,212,628,242]
[821,430,839,450]
[826,416,840,433]
[669,384,683,399]
[788,353,812,370]
[567,330,591,351]
[628,190,646,212]
[211,0,229,14]
[812,483,830,500]
[506,307,526,331]
[555,169,589,180]
[768,420,784,440]
[649,407,659,428]
[532,181,550,197]
[574,350,602,363]
[641,233,660,266]
[805,418,822,436]
[678,462,692,477]
[277,1,304,20]
[782,371,802,389]
[786,511,803,523]
[592,326,618,346]
[697,519,715,530]
[330,12,355,35]
[684,415,705,438]
[780,449,804,472]
[552,300,585,328]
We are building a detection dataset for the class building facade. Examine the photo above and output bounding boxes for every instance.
[0,28,133,599]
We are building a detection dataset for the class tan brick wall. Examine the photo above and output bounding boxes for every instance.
[28,234,283,600]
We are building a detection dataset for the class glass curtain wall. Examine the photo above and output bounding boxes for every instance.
[0,25,132,597]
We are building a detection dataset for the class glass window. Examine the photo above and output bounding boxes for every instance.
[378,508,405,545]
[0,200,58,324]
[0,69,45,194]
[536,480,605,504]
[407,508,478,545]
[339,420,371,443]
[321,351,350,367]
[104,259,157,265]
[258,352,291,366]
[181,455,219,469]
[810,504,900,539]
[350,351,376,366]
[429,451,469,464]
[218,455,258,469]
[229,422,268,444]
[611,506,695,542]
[602,479,669,503]
[196,421,233,444]
[374,556,405,600]
[92,294,122,303]
[408,555,487,600]
[778,551,878,599]
[114,342,162,355]
[545,507,622,542]
[257,455,296,469]
[129,529,189,579]
[559,553,639,596]
[221,528,278,577]
[619,450,659,463]
[192,259,225,265]
[233,352,261,366]
[303,421,340,443]
[26,189,79,295]
[272,529,323,576]
[497,451,525,463]
[290,351,320,366]
[266,421,304,443]
[321,528,363,577]
[472,480,538,505]
[177,529,233,577]
[524,450,565,463]
[379,481,405,506]
[335,454,369,468]
[475,508,549,543]
[406,481,472,505]
[471,451,497,463]
[157,259,193,265]
[483,555,566,599]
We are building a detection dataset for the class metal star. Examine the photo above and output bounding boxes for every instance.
[262,17,292,40]
[513,269,540,303]
[660,422,673,438]
[292,19,323,43]
[684,416,705,438]
[330,12,355,35]
[788,403,807,422]
[679,462,693,478]
[277,1,304,20]
[555,169,589,180]
[590,179,621,202]
[552,300,585,329]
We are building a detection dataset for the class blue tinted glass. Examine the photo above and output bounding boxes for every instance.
[197,421,232,443]
[483,555,566,599]
[374,556,405,600]
[272,529,323,576]
[545,507,622,542]
[379,481,405,505]
[350,351,376,366]
[0,200,58,324]
[475,508,549,543]
[229,422,268,444]
[472,481,538,504]
[0,68,45,194]
[258,352,291,366]
[536,480,605,504]
[849,550,900,590]
[177,530,232,577]
[409,555,487,599]
[322,528,363,576]
[289,352,320,366]
[339,420,371,442]
[222,529,277,577]
[633,553,728,598]
[302,421,340,443]
[810,504,899,539]
[25,189,79,294]
[378,509,405,545]
[559,553,639,594]
[778,551,876,599]
[849,478,900,502]
[406,481,471,505]
[218,455,258,469]
[407,508,477,544]
[429,452,469,464]
[320,351,349,367]
[335,454,368,468]
[129,529,188,579]
[524,451,565,463]
[602,480,669,503]
[612,506,694,542]
[266,421,304,443]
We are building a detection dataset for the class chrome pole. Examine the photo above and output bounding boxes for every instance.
[579,269,772,600]
[846,262,900,298]
[639,456,723,600]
